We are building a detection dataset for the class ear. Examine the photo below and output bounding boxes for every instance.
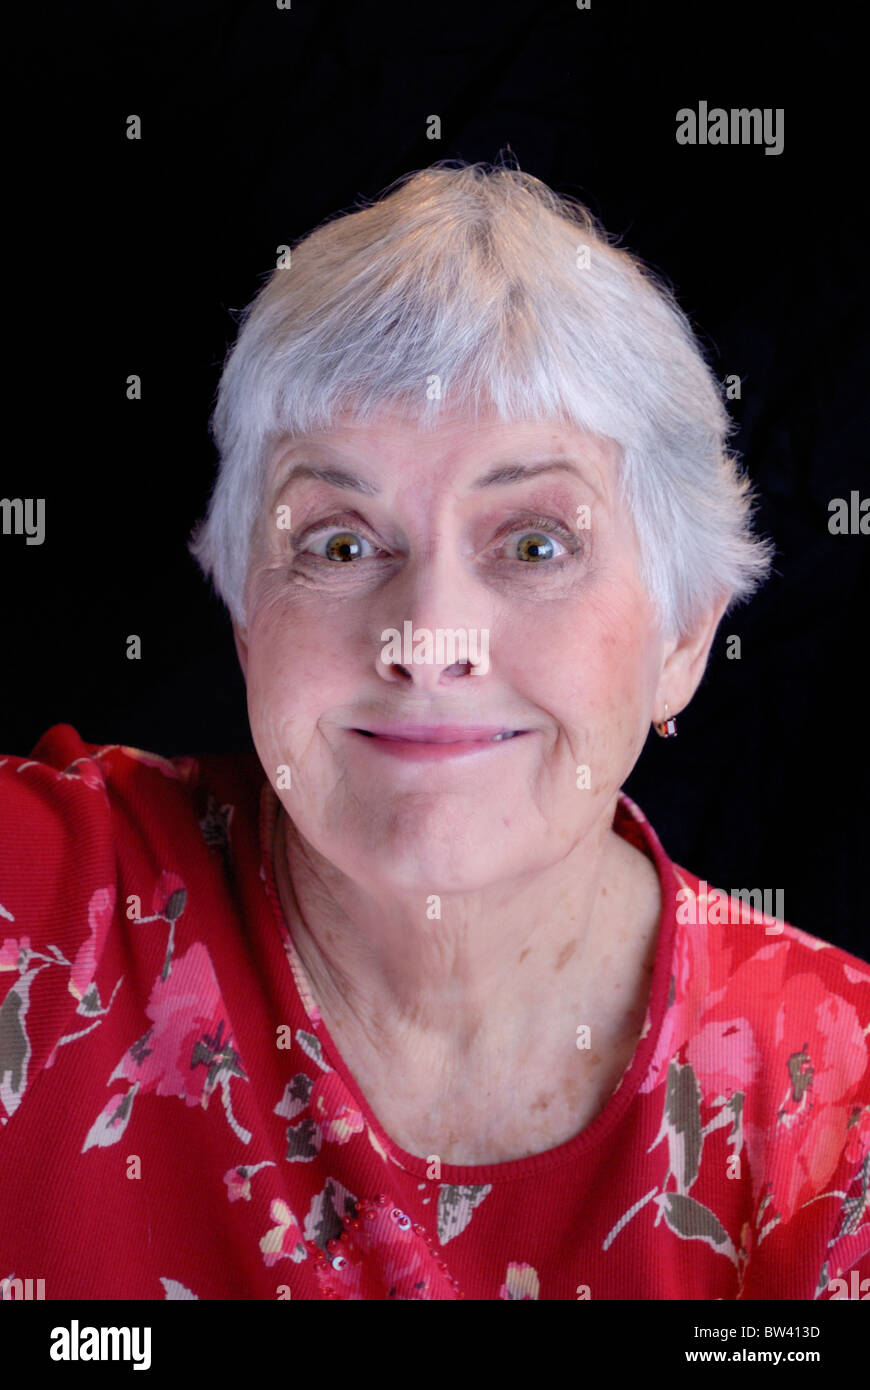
[232,620,249,682]
[653,591,732,724]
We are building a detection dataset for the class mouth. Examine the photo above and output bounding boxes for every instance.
[347,726,529,760]
[352,727,525,743]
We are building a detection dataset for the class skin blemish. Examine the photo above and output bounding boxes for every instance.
[531,1091,554,1112]
[554,940,577,973]
[518,948,530,963]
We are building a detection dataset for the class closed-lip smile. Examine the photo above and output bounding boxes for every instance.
[353,725,524,743]
[347,724,530,760]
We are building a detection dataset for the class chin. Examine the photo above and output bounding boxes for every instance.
[345,823,507,895]
[361,852,507,897]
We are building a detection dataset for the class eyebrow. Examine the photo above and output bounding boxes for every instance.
[273,457,599,500]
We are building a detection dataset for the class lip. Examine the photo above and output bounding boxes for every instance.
[356,725,522,743]
[346,725,530,761]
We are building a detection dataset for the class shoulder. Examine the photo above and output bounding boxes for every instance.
[646,860,870,1295]
[665,861,870,1091]
[0,723,265,1126]
[671,860,870,998]
[1,721,265,861]
[673,869,868,1182]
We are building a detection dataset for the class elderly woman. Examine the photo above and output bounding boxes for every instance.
[1,161,868,1304]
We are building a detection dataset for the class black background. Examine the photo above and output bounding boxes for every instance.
[5,1,867,955]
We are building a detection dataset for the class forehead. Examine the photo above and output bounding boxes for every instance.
[268,404,619,505]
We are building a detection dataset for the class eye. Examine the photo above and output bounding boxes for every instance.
[300,528,379,562]
[496,516,578,564]
[291,512,582,567]
[512,530,565,563]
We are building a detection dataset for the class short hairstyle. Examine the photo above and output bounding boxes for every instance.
[188,158,775,639]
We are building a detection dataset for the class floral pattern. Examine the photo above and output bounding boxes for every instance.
[81,940,251,1152]
[1,725,868,1300]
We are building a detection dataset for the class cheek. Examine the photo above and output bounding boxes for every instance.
[246,606,353,741]
[537,586,659,727]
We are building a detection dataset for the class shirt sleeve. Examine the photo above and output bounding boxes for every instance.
[813,957,870,1300]
[816,1145,870,1299]
[0,724,118,1129]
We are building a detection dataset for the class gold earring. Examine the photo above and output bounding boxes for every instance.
[654,702,678,738]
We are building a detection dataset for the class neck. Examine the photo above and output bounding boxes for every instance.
[271,796,661,1069]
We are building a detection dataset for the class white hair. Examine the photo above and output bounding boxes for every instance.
[188,158,775,639]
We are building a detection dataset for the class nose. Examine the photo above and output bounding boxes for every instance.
[373,555,489,689]
[375,635,482,689]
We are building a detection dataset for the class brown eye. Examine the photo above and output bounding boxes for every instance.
[292,511,383,563]
[324,531,366,562]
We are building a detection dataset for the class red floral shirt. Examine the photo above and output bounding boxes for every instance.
[1,724,868,1301]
